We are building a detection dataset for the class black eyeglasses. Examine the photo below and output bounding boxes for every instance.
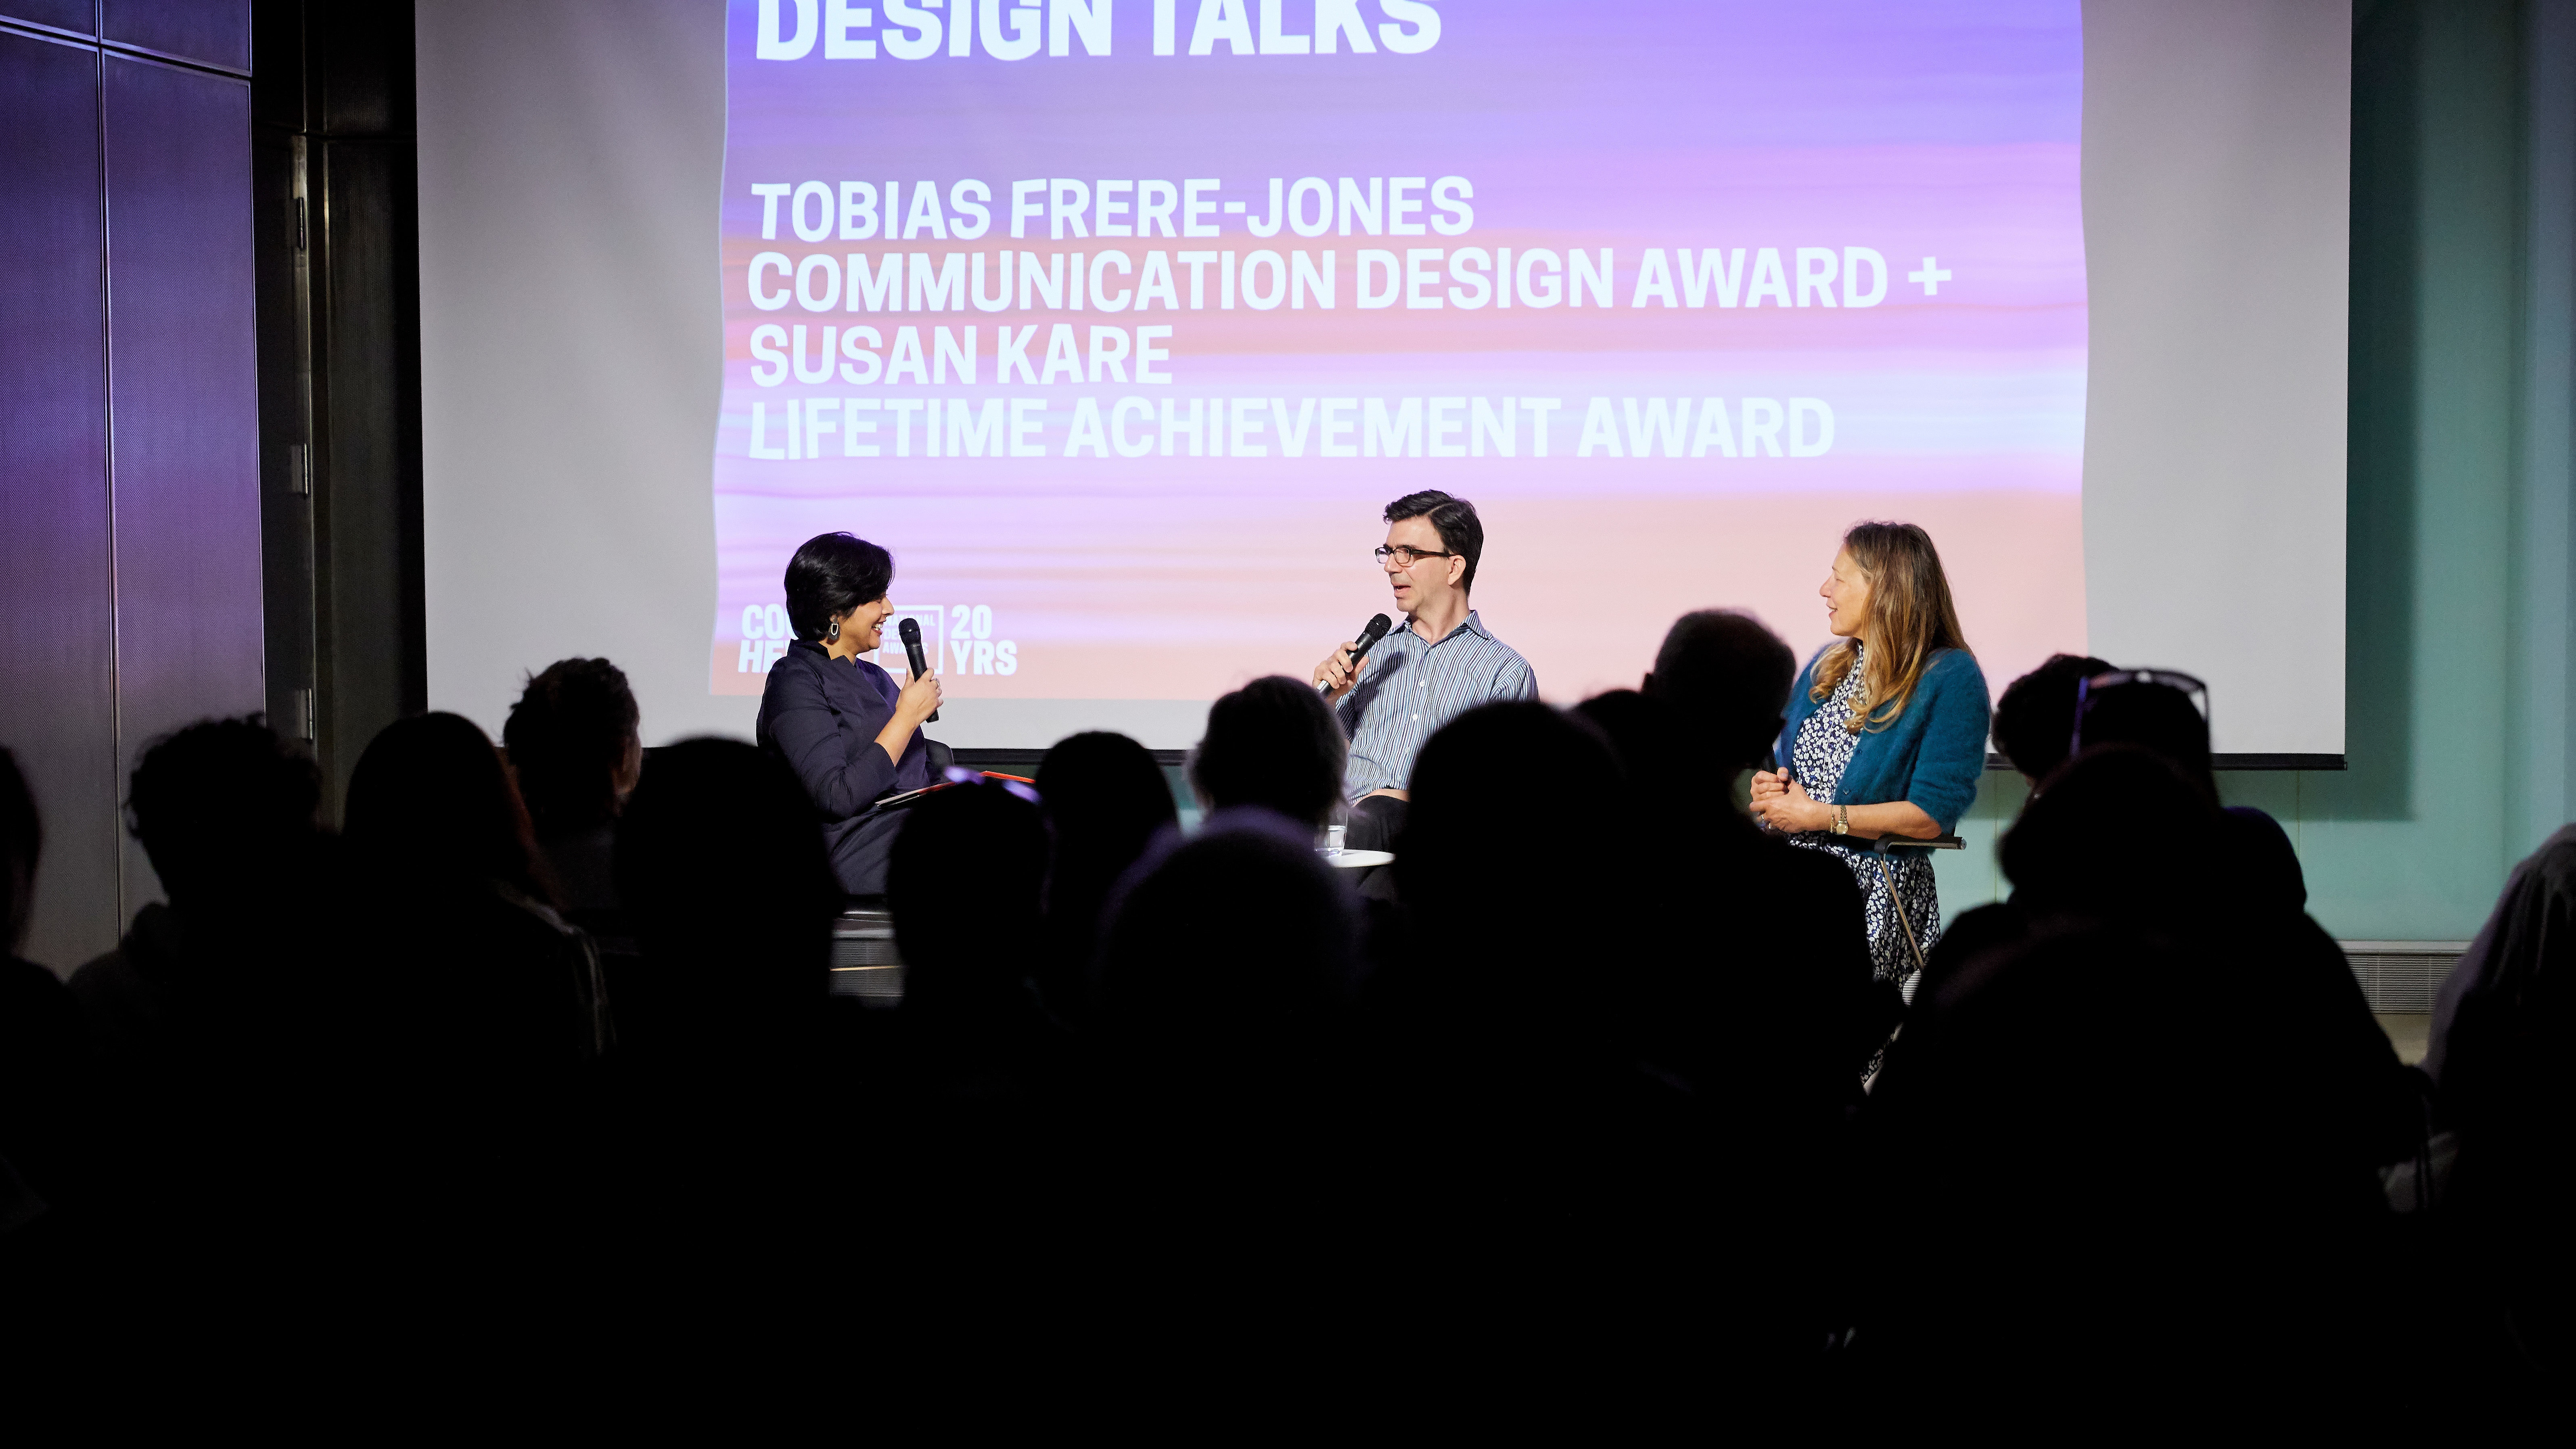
[1374,544,1456,568]
[2071,668,2209,756]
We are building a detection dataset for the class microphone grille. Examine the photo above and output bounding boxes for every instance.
[898,616,921,643]
[1363,613,1393,641]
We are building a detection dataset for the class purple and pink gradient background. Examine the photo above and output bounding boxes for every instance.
[710,0,2086,703]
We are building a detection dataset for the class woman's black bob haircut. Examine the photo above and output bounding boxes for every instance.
[783,532,894,642]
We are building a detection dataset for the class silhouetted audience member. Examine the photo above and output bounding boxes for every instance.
[1630,607,1893,1102]
[595,738,850,1312]
[1904,653,2116,1002]
[1093,814,1364,1268]
[1859,744,2408,1403]
[1188,675,1345,830]
[503,656,642,916]
[1055,811,1367,1307]
[1031,731,1175,1025]
[1591,611,1895,1361]
[1373,701,1705,1315]
[886,779,1058,1106]
[1988,651,2113,781]
[2001,749,2390,1153]
[1922,660,2310,1004]
[341,712,610,1292]
[345,712,609,1079]
[1098,818,1359,1099]
[2425,826,2576,1380]
[0,749,99,1278]
[72,718,332,1067]
[611,738,843,1070]
[65,718,343,1298]
[2072,669,2306,910]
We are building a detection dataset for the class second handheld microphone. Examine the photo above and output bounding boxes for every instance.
[897,616,940,723]
[1317,613,1395,694]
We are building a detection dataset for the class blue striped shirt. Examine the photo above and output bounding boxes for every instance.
[1338,610,1538,799]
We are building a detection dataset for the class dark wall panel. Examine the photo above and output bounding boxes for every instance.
[0,3,101,37]
[0,31,119,972]
[101,0,250,73]
[314,6,408,136]
[252,127,309,741]
[104,53,264,919]
[315,138,426,797]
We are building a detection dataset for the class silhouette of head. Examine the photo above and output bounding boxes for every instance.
[127,716,324,910]
[1644,608,1798,770]
[1036,733,1175,878]
[2003,744,2221,921]
[1190,675,1346,828]
[889,780,1047,1012]
[503,657,642,840]
[2072,677,2217,804]
[2,748,37,954]
[1398,702,1625,965]
[614,738,841,1020]
[1096,826,1357,1076]
[345,713,546,901]
[1991,653,2116,782]
[1571,689,1682,781]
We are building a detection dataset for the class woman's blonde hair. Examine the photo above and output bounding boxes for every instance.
[1810,521,1971,733]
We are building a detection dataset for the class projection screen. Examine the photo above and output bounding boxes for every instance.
[419,0,2349,759]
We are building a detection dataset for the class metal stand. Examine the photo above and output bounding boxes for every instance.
[1866,834,1965,975]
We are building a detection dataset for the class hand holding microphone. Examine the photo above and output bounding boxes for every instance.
[897,616,941,723]
[1315,613,1394,698]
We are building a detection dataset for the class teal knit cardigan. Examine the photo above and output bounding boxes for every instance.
[1774,645,1993,835]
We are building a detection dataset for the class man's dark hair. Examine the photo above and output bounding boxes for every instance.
[1992,653,2116,780]
[1384,489,1485,592]
[783,532,894,642]
[1190,676,1347,828]
[1645,609,1798,770]
[2,748,38,954]
[504,657,642,838]
[127,717,323,906]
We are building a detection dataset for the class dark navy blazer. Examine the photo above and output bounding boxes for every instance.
[757,640,933,894]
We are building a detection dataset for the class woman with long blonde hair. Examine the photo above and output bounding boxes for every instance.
[1750,522,1991,994]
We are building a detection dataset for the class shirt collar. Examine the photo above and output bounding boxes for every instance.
[1416,608,1491,646]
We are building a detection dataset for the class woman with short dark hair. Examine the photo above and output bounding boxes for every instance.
[757,531,945,895]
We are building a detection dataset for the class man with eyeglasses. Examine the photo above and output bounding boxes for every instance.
[1313,490,1537,855]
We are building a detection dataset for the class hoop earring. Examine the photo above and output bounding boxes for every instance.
[826,619,840,642]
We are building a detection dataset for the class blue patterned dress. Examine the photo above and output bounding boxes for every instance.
[1786,646,1943,997]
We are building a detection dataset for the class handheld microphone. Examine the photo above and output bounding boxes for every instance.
[1317,613,1395,694]
[897,617,940,723]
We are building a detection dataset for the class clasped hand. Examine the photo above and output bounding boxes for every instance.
[1748,768,1829,833]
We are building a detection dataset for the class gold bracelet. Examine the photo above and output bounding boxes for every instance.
[1832,804,1849,836]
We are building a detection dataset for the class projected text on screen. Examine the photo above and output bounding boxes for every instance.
[710,0,2088,709]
